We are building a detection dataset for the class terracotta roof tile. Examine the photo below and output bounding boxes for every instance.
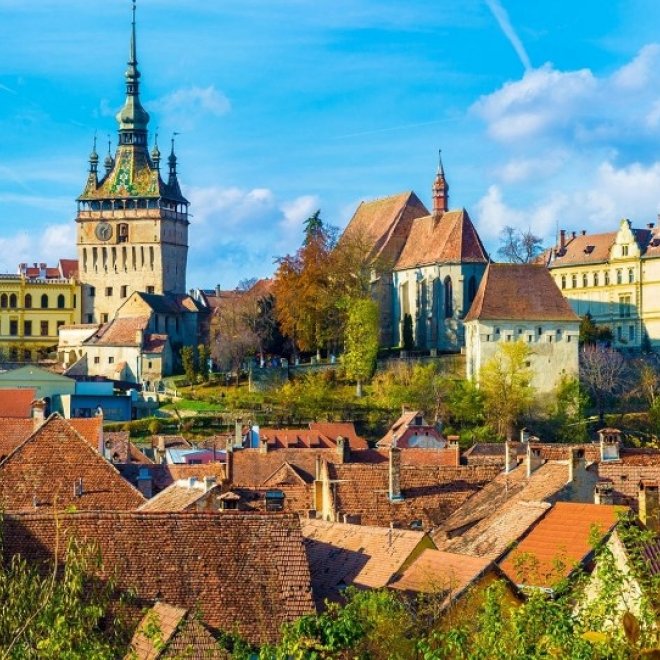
[465,263,579,322]
[0,388,36,418]
[597,451,660,509]
[395,209,488,270]
[4,511,314,645]
[129,602,187,659]
[138,479,220,512]
[87,316,150,346]
[301,518,429,608]
[498,502,623,589]
[389,548,494,607]
[0,415,145,511]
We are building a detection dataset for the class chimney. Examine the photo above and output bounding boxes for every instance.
[315,454,322,481]
[559,229,566,250]
[73,478,84,498]
[31,399,47,429]
[187,476,197,489]
[225,449,233,483]
[520,427,530,443]
[137,467,153,499]
[234,419,243,449]
[594,481,614,505]
[504,440,517,473]
[581,229,587,236]
[571,231,577,239]
[568,447,585,485]
[649,222,656,230]
[598,429,621,462]
[388,446,403,501]
[639,481,659,532]
[336,436,349,463]
[526,444,543,478]
[259,437,268,454]
[215,284,222,297]
[204,476,216,492]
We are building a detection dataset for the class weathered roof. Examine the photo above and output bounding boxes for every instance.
[308,422,367,448]
[4,511,314,644]
[142,333,168,354]
[301,518,429,608]
[342,191,429,265]
[464,263,580,322]
[0,415,145,511]
[0,388,36,418]
[138,480,219,512]
[498,502,622,589]
[597,450,660,509]
[395,209,488,269]
[86,316,149,347]
[389,548,494,606]
[128,602,187,659]
[259,426,368,450]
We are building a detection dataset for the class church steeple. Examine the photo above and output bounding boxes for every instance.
[115,1,150,146]
[432,150,449,220]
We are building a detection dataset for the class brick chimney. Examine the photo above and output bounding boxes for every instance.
[639,481,659,532]
[336,436,350,463]
[598,429,621,461]
[31,399,47,429]
[388,446,403,501]
[505,440,517,473]
[594,481,614,505]
[558,229,566,251]
[526,444,543,478]
[224,449,233,483]
[568,447,586,485]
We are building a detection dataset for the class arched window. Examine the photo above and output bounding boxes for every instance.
[9,294,17,308]
[57,294,65,309]
[24,293,32,309]
[444,277,453,319]
[467,275,477,305]
[0,294,7,308]
[41,294,48,308]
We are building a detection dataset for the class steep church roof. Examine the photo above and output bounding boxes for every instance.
[78,4,187,205]
[395,208,488,270]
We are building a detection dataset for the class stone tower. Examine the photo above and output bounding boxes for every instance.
[76,2,189,324]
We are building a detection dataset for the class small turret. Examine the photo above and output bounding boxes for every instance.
[151,133,161,169]
[432,149,449,221]
[88,135,99,174]
[104,138,115,174]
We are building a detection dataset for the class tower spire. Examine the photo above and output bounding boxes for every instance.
[432,149,448,220]
[116,0,150,146]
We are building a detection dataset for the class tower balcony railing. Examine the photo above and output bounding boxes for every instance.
[76,206,188,222]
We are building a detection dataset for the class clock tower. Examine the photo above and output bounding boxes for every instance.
[76,2,189,324]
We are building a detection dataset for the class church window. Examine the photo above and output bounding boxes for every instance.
[122,247,127,270]
[102,247,108,272]
[0,295,6,308]
[40,294,48,308]
[9,294,17,308]
[495,327,500,335]
[593,272,599,286]
[57,294,66,309]
[467,275,477,306]
[443,277,453,318]
[132,247,136,269]
[175,317,180,332]
[111,247,117,270]
[582,274,588,288]
[140,247,145,268]
[628,269,634,283]
[149,246,155,270]
[537,326,543,336]
[92,247,98,272]
[629,325,635,341]
[24,294,32,309]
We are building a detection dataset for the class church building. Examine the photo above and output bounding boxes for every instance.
[343,156,489,351]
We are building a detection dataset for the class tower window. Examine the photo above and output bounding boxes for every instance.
[105,287,113,297]
[118,223,129,243]
[57,294,65,309]
[121,285,128,298]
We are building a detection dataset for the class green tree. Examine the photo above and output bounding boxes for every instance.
[197,343,210,382]
[580,313,613,346]
[550,376,589,443]
[402,313,414,351]
[180,345,197,386]
[480,341,533,439]
[343,298,379,397]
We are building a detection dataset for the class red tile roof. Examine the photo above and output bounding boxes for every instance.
[390,548,494,606]
[3,511,315,644]
[0,415,145,511]
[395,209,488,270]
[0,388,36,418]
[465,263,579,322]
[498,502,622,589]
[87,316,150,346]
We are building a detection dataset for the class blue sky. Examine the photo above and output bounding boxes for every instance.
[2,0,660,287]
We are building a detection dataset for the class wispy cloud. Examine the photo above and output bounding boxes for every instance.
[149,85,230,131]
[485,0,532,71]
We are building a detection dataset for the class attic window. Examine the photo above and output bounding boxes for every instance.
[584,245,595,254]
[265,489,285,512]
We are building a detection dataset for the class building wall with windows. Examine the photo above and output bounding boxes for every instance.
[0,274,81,361]
[543,219,657,350]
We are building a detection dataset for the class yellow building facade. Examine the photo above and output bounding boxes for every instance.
[0,267,81,361]
[543,219,660,350]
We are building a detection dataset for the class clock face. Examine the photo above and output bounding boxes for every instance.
[95,222,113,241]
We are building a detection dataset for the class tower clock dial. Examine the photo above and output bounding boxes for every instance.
[95,222,113,241]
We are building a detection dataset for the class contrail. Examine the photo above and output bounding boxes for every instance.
[333,117,457,140]
[485,0,532,71]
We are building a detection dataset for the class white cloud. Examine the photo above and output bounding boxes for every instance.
[0,222,76,273]
[484,0,532,71]
[612,44,660,91]
[149,85,230,130]
[497,151,568,183]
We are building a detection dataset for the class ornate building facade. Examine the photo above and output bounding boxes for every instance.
[76,5,189,325]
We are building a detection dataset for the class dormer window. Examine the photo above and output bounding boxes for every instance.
[265,489,285,512]
[584,245,595,254]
